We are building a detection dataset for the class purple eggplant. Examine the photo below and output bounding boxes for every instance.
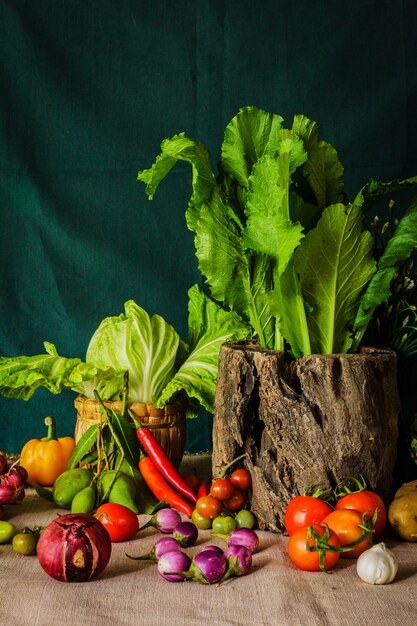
[199,544,224,556]
[172,521,198,547]
[140,508,182,534]
[221,544,253,581]
[157,550,191,582]
[227,528,259,554]
[186,550,227,585]
[126,536,181,562]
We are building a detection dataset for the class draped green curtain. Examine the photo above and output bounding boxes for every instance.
[1,0,417,454]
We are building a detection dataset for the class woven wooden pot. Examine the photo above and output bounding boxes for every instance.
[74,395,187,468]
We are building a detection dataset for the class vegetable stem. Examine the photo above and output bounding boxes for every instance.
[44,416,57,442]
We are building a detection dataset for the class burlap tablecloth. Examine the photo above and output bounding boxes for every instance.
[1,455,416,626]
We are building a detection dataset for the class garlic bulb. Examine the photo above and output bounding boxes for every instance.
[356,542,398,585]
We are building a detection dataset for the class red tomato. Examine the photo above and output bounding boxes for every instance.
[195,495,222,520]
[288,523,341,572]
[284,495,333,536]
[322,509,373,558]
[210,478,235,501]
[224,488,246,513]
[95,503,139,542]
[335,490,386,537]
[230,468,252,492]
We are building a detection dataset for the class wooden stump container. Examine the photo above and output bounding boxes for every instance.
[74,395,187,468]
[212,341,400,532]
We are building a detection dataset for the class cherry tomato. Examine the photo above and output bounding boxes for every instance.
[288,523,341,572]
[12,531,37,555]
[95,503,139,542]
[230,468,252,492]
[195,495,222,520]
[184,472,201,494]
[210,478,235,501]
[212,515,237,535]
[191,508,212,530]
[335,490,386,537]
[322,509,373,558]
[284,495,333,536]
[224,489,246,513]
[235,509,256,529]
[0,520,16,544]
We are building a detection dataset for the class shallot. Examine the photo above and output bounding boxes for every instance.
[0,465,27,505]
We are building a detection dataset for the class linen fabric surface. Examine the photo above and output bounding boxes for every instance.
[1,455,416,626]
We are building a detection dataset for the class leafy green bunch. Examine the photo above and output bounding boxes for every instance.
[139,106,417,358]
[0,285,250,415]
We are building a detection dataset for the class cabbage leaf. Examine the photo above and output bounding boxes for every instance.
[0,341,121,401]
[156,284,251,413]
[86,300,180,403]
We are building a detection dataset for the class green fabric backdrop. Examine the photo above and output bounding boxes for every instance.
[1,0,417,454]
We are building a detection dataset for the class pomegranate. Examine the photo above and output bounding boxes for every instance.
[37,513,112,582]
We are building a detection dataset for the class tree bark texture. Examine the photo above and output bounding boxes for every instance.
[212,341,400,532]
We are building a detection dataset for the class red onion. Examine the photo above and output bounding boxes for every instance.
[37,513,112,582]
[157,550,191,582]
[126,536,181,562]
[172,521,198,547]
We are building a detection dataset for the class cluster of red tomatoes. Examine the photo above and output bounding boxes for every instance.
[285,485,387,572]
[187,467,254,531]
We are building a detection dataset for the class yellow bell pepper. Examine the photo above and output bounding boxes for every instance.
[20,416,75,486]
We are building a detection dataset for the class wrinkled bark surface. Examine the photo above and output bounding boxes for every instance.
[212,341,400,532]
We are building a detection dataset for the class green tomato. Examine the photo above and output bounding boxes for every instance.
[12,531,37,555]
[0,520,16,544]
[212,515,236,535]
[235,509,256,529]
[192,508,212,530]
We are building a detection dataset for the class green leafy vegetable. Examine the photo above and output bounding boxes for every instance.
[0,342,117,401]
[109,410,141,468]
[157,284,251,412]
[68,424,99,470]
[352,195,417,349]
[0,287,249,417]
[294,203,376,353]
[138,105,417,358]
[86,300,180,404]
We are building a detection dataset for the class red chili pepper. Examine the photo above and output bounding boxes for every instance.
[130,414,197,503]
[197,478,211,498]
[138,453,193,518]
